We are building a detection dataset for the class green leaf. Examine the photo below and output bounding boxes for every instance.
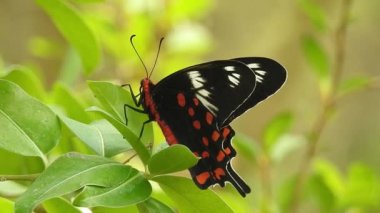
[2,66,46,100]
[92,205,139,213]
[298,0,327,31]
[0,148,44,174]
[306,174,336,212]
[59,116,131,157]
[270,134,306,163]
[137,197,174,213]
[343,163,380,208]
[0,181,27,197]
[302,36,330,80]
[51,83,91,123]
[87,81,153,145]
[0,197,14,213]
[36,0,100,73]
[263,112,294,151]
[73,171,151,208]
[313,159,344,199]
[43,197,81,213]
[87,106,151,165]
[339,76,371,95]
[152,175,233,213]
[148,144,198,176]
[15,153,148,212]
[0,80,60,157]
[233,133,260,160]
[278,177,297,212]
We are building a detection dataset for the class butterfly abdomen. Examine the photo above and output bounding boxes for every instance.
[141,78,179,145]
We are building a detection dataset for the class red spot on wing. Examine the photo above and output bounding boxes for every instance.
[211,131,220,142]
[202,151,209,158]
[193,98,199,106]
[222,127,231,138]
[214,168,226,180]
[193,152,199,157]
[224,147,231,155]
[205,112,213,125]
[202,137,209,146]
[196,172,210,185]
[177,93,186,107]
[193,120,201,129]
[216,151,226,162]
[188,107,195,116]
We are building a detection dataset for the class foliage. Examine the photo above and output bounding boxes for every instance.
[0,0,379,212]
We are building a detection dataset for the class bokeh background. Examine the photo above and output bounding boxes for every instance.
[1,0,379,212]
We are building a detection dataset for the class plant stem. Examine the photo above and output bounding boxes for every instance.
[0,174,39,181]
[289,0,353,211]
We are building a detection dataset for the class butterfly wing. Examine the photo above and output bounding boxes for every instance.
[151,60,256,196]
[222,57,287,126]
[152,60,257,128]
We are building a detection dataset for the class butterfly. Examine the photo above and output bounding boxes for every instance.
[124,35,287,197]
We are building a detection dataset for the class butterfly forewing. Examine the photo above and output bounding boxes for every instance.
[152,60,257,128]
[222,57,287,126]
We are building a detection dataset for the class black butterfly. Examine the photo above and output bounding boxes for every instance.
[124,36,287,197]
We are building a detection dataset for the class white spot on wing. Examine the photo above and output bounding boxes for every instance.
[255,70,266,76]
[188,70,206,89]
[248,63,260,69]
[228,75,240,86]
[224,66,235,71]
[198,89,211,97]
[256,75,264,83]
[232,73,240,78]
[196,94,218,114]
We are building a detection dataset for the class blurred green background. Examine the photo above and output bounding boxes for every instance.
[1,0,380,212]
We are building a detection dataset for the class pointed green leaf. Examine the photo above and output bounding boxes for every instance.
[2,66,46,100]
[263,112,294,150]
[51,83,92,123]
[87,81,153,145]
[137,197,174,213]
[87,106,151,165]
[339,75,371,95]
[15,153,141,213]
[148,144,198,176]
[36,0,100,73]
[343,163,380,207]
[152,175,233,213]
[0,80,60,157]
[73,169,152,207]
[270,134,306,163]
[302,36,330,80]
[59,116,131,157]
[298,0,327,31]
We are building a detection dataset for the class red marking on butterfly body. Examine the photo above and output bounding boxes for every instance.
[142,79,178,145]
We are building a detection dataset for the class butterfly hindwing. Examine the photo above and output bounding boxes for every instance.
[152,90,250,196]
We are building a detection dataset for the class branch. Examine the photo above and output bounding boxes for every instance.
[288,0,353,211]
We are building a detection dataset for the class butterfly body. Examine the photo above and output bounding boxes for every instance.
[135,57,286,197]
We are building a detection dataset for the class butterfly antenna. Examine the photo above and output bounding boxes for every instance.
[130,35,149,78]
[148,37,165,79]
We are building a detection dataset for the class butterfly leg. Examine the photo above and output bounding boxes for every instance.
[123,104,146,125]
[121,83,142,106]
[138,119,153,139]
